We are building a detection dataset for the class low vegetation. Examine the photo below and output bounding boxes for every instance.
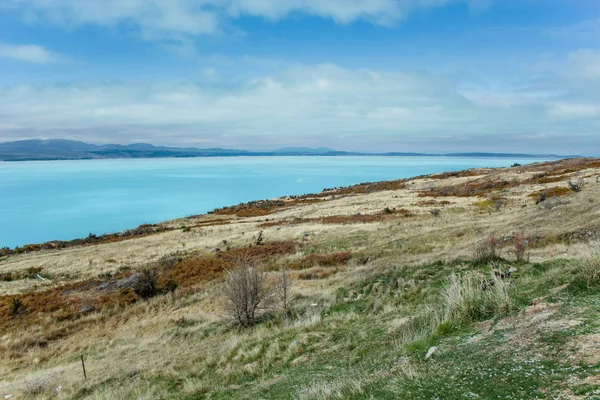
[1,158,600,399]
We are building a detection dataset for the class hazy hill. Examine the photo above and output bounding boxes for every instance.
[0,139,570,161]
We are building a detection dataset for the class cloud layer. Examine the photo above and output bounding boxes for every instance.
[1,53,598,154]
[2,0,491,40]
[0,43,60,63]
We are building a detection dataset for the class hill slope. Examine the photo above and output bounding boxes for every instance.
[1,158,600,399]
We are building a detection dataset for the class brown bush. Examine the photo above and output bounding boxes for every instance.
[513,232,529,262]
[260,210,412,228]
[159,241,296,288]
[530,186,571,203]
[298,268,338,280]
[419,179,513,198]
[290,252,351,270]
[0,223,170,257]
[474,234,501,264]
[211,199,322,217]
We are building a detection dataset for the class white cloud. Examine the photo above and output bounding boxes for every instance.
[2,0,493,41]
[569,49,600,79]
[0,54,598,153]
[0,43,60,63]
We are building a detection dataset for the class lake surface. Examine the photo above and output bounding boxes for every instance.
[0,156,547,248]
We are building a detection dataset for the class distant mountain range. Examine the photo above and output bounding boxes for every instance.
[0,139,573,161]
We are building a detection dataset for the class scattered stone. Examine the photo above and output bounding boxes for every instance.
[79,305,96,314]
[425,346,437,360]
[538,197,570,210]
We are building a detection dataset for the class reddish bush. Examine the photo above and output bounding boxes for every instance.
[474,234,501,264]
[513,232,529,262]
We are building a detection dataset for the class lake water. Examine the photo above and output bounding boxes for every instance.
[0,156,546,248]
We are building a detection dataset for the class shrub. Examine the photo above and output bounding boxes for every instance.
[156,254,183,269]
[254,230,264,246]
[571,255,600,291]
[11,298,25,318]
[568,178,585,193]
[474,234,500,264]
[163,279,178,293]
[533,187,571,204]
[275,268,293,313]
[513,231,529,262]
[441,273,515,324]
[223,259,273,328]
[536,190,548,204]
[21,376,60,399]
[290,252,351,270]
[132,269,159,299]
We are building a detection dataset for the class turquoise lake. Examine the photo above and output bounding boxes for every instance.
[0,156,547,248]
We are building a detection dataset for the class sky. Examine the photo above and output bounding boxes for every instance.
[0,0,598,154]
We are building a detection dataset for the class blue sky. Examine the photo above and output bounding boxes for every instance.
[0,0,598,154]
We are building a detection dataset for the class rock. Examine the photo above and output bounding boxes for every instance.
[425,346,437,360]
[79,305,96,314]
[97,272,144,291]
[539,197,570,210]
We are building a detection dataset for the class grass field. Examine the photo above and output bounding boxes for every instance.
[1,158,600,399]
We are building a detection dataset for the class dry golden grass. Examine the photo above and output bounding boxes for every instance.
[1,158,599,398]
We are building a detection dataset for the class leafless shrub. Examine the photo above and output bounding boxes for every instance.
[276,268,293,312]
[513,231,529,262]
[275,268,294,325]
[429,209,441,217]
[474,233,500,264]
[223,258,273,328]
[568,178,585,192]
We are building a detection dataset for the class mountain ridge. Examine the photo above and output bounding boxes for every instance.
[0,139,574,161]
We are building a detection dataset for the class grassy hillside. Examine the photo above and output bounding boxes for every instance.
[1,158,600,399]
